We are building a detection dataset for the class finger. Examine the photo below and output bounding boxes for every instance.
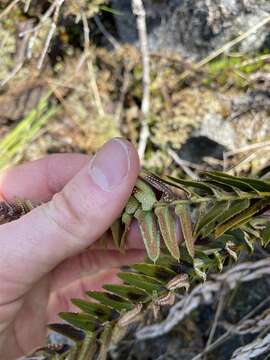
[47,270,121,322]
[50,249,145,291]
[0,153,89,202]
[0,138,140,302]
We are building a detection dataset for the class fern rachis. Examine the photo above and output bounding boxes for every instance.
[2,170,270,359]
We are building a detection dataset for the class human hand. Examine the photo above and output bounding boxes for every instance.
[0,138,144,359]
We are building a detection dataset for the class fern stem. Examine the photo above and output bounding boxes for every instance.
[156,194,270,207]
[77,332,96,360]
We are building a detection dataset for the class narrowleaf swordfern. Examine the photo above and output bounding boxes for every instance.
[3,170,270,359]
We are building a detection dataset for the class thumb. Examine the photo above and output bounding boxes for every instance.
[0,138,140,298]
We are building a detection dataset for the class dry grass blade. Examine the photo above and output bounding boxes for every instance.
[167,148,197,179]
[132,0,150,160]
[0,95,57,169]
[215,198,270,237]
[0,0,21,20]
[179,15,270,81]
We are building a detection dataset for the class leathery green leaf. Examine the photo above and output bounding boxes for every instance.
[102,284,149,303]
[131,263,177,283]
[215,198,270,238]
[213,199,250,231]
[155,206,180,261]
[135,209,160,262]
[165,175,229,197]
[48,323,85,342]
[86,291,133,312]
[200,199,250,238]
[71,299,113,322]
[114,196,140,249]
[194,201,230,237]
[175,203,195,258]
[202,171,268,194]
[59,312,99,332]
[162,176,198,197]
[134,178,157,211]
[205,171,270,193]
[118,272,163,294]
[119,196,140,250]
[153,253,189,269]
[125,196,140,215]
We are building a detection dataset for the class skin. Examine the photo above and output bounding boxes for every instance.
[0,139,145,359]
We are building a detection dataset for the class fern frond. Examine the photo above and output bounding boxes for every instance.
[15,171,270,359]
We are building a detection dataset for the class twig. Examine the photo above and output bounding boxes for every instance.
[81,12,105,117]
[37,24,56,69]
[179,15,270,81]
[167,148,197,179]
[192,295,270,360]
[221,308,270,336]
[0,62,23,87]
[205,286,227,350]
[0,19,34,86]
[94,16,120,49]
[132,0,150,160]
[19,1,58,37]
[0,0,63,86]
[114,66,130,124]
[223,141,270,171]
[37,0,65,69]
[234,54,270,69]
[224,140,270,158]
[227,150,270,175]
[0,0,21,20]
[24,0,32,12]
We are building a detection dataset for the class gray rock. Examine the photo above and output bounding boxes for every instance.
[193,114,236,150]
[111,0,270,59]
[191,90,270,151]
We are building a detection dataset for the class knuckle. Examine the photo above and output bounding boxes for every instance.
[43,189,87,241]
[80,250,100,272]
